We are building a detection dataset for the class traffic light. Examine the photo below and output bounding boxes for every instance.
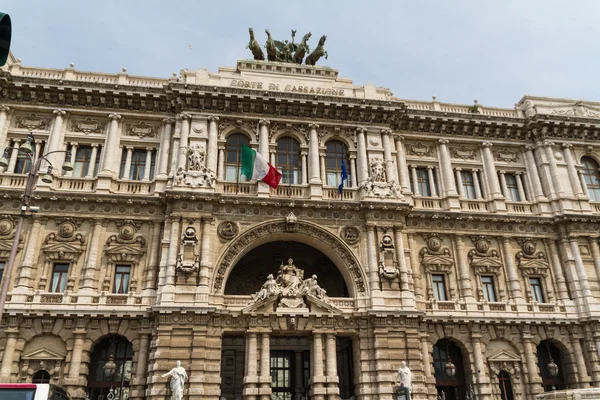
[0,13,11,67]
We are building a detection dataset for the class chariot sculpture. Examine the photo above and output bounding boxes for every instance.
[246,28,329,66]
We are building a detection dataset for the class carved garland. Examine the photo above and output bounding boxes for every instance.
[214,219,366,294]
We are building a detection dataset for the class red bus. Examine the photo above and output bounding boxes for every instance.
[0,384,70,400]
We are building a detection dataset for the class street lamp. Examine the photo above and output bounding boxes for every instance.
[0,131,72,324]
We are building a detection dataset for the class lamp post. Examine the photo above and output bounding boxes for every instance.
[102,334,127,400]
[0,132,72,324]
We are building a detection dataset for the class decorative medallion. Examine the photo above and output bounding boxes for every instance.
[176,225,199,275]
[450,144,476,160]
[406,141,432,157]
[551,101,600,118]
[126,121,158,138]
[419,234,454,274]
[16,113,49,130]
[341,227,360,245]
[71,117,105,134]
[217,221,238,240]
[468,236,502,276]
[516,237,549,277]
[493,147,518,163]
[0,215,15,239]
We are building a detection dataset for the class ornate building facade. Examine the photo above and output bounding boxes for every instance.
[0,54,600,400]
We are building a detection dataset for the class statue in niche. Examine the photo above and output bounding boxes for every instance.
[277,258,304,296]
[360,158,401,198]
[186,144,205,171]
[394,361,412,394]
[162,360,188,400]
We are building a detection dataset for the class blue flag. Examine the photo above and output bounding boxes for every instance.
[338,159,348,195]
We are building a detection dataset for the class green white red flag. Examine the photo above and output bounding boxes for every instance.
[240,144,282,189]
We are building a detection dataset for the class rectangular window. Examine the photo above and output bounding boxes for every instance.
[14,152,32,174]
[413,167,437,197]
[481,275,497,302]
[460,170,477,199]
[113,265,131,294]
[504,173,522,202]
[72,145,99,177]
[432,274,447,301]
[529,277,545,302]
[120,149,154,181]
[50,263,69,293]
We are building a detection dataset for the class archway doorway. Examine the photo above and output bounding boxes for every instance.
[537,340,567,391]
[433,339,467,400]
[498,370,514,400]
[32,370,51,384]
[87,335,133,400]
[224,241,350,297]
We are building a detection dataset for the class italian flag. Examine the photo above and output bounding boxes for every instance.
[240,145,282,189]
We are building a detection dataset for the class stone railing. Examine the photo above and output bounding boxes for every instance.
[53,177,97,192]
[20,67,66,80]
[413,196,443,210]
[535,388,600,399]
[18,292,144,305]
[404,99,520,118]
[111,180,154,195]
[216,181,257,195]
[0,173,27,188]
[74,71,118,85]
[223,295,252,307]
[590,201,600,214]
[506,202,533,214]
[323,187,358,200]
[460,199,488,212]
[271,184,309,198]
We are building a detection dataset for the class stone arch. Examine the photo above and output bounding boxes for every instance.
[271,130,307,146]
[213,218,367,297]
[323,133,355,151]
[222,127,256,143]
[535,336,577,389]
[580,153,600,166]
[20,334,68,384]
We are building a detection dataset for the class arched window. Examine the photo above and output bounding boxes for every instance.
[276,137,301,185]
[225,133,250,181]
[32,370,51,384]
[87,335,133,400]
[582,157,600,201]
[498,370,514,400]
[325,140,351,187]
[433,339,467,400]
[537,340,567,392]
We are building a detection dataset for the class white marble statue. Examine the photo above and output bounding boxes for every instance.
[254,274,278,300]
[395,361,412,393]
[162,360,188,400]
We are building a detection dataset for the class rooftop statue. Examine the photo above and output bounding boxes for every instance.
[247,28,327,65]
[305,35,328,66]
[247,28,264,61]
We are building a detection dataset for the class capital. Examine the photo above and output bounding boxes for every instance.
[471,168,480,172]
[562,143,573,149]
[356,127,367,134]
[162,118,175,124]
[146,147,154,151]
[218,145,226,151]
[438,139,449,145]
[70,142,79,147]
[300,151,308,156]
[349,154,357,160]
[381,128,393,136]
[426,165,435,170]
[524,145,536,151]
[498,170,506,175]
[53,109,67,116]
[514,171,522,176]
[259,119,270,126]
[455,167,462,171]
[108,113,122,121]
[393,224,404,232]
[481,141,493,148]
[126,145,135,150]
[91,143,100,148]
[181,113,192,120]
[207,115,219,122]
[308,123,319,130]
[0,105,10,112]
[543,141,555,148]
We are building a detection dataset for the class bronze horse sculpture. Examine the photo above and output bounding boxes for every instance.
[247,28,264,61]
[305,35,328,66]
[265,29,278,61]
[293,32,312,64]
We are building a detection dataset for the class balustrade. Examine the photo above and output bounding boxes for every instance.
[413,196,442,210]
[505,201,533,214]
[111,180,154,195]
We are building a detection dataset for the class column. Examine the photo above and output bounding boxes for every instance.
[177,113,191,171]
[498,171,508,199]
[258,120,270,158]
[301,151,308,185]
[85,144,99,178]
[319,152,326,186]
[471,333,490,399]
[259,333,271,400]
[393,226,410,292]
[356,128,368,185]
[523,145,545,200]
[569,235,592,298]
[199,217,213,287]
[427,166,438,196]
[269,150,276,166]
[455,168,465,197]
[480,142,502,198]
[472,169,483,199]
[165,218,180,286]
[0,329,18,379]
[68,329,86,379]
[157,118,173,178]
[325,333,339,400]
[80,220,105,291]
[437,139,458,196]
[588,326,600,386]
[515,172,526,201]
[544,141,564,196]
[349,155,357,188]
[563,143,585,197]
[142,147,153,181]
[557,233,583,299]
[65,143,78,177]
[545,239,570,301]
[206,115,219,173]
[366,224,380,296]
[15,216,42,290]
[501,237,523,301]
[308,123,321,184]
[394,135,411,192]
[122,146,133,179]
[589,238,600,291]
[244,332,259,400]
[7,139,20,173]
[571,334,591,387]
[455,236,474,299]
[420,331,435,395]
[0,105,10,149]
[143,221,161,290]
[381,128,397,183]
[217,145,226,180]
[46,109,67,170]
[522,332,543,397]
[579,170,590,198]
[295,351,304,397]
[310,333,325,400]
[410,166,420,195]
[135,333,151,386]
[408,232,424,299]
[100,113,121,175]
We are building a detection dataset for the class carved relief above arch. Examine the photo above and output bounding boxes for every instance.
[218,119,257,142]
[213,218,367,296]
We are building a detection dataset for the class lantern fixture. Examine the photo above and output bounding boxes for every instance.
[103,354,117,379]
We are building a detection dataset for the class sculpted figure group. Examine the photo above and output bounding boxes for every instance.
[247,28,328,66]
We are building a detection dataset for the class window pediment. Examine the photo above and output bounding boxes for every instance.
[21,347,66,361]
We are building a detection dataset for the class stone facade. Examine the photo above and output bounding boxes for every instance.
[0,56,599,400]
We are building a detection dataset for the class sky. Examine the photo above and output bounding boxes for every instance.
[3,0,600,108]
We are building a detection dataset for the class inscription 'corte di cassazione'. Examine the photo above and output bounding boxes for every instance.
[230,80,345,96]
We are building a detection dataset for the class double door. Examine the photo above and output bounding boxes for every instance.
[270,350,310,400]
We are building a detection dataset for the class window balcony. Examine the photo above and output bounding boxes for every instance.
[111,179,155,195]
[323,187,358,201]
[271,184,309,198]
[413,196,443,210]
[590,201,600,214]
[52,176,97,192]
[505,201,533,214]
[216,181,258,195]
[459,199,489,212]
[0,173,27,189]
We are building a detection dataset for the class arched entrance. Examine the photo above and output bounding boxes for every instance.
[87,335,133,400]
[498,370,514,400]
[433,339,468,400]
[225,241,349,297]
[537,340,567,391]
[32,370,51,384]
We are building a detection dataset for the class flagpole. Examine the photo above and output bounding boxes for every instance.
[236,148,240,194]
